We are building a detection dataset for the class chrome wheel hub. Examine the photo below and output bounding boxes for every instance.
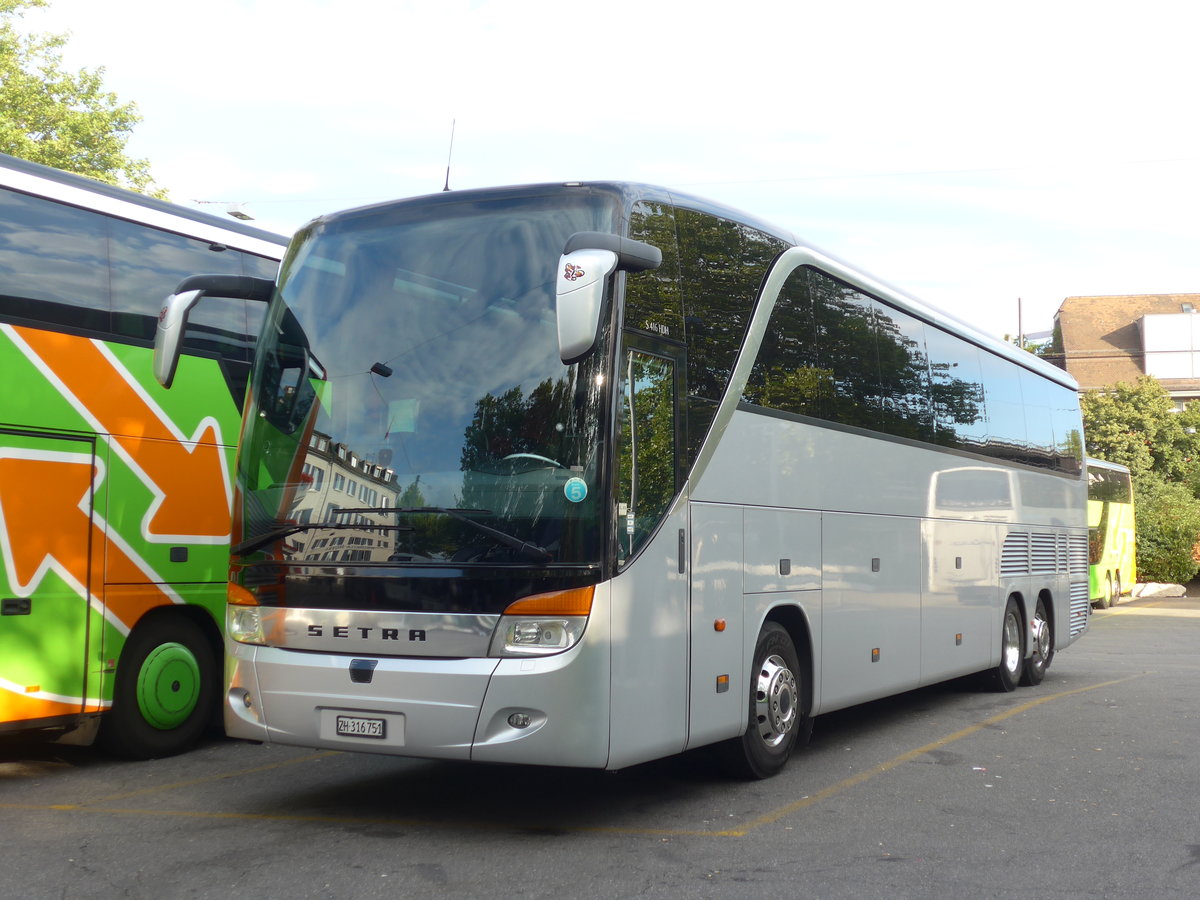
[755,655,798,748]
[1032,613,1050,660]
[1002,611,1022,675]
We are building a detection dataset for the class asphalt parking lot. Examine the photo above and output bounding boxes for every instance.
[3,591,1199,899]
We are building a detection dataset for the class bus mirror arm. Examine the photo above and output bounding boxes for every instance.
[153,274,275,388]
[556,233,661,365]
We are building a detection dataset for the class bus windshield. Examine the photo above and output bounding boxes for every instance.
[239,190,618,567]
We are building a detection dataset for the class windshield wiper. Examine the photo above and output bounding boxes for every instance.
[340,506,554,562]
[232,521,413,557]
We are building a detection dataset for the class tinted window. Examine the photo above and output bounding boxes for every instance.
[874,301,934,440]
[625,202,683,342]
[108,219,248,344]
[979,352,1027,464]
[812,271,879,429]
[743,266,823,418]
[925,326,986,451]
[1019,369,1057,469]
[675,208,786,462]
[0,187,110,332]
[1049,381,1084,475]
[735,259,1082,475]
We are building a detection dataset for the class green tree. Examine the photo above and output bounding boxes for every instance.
[1080,376,1198,481]
[1132,474,1200,584]
[0,0,162,195]
[1082,376,1200,583]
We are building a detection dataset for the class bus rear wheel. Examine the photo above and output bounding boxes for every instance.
[1019,596,1054,686]
[99,615,217,760]
[986,596,1024,692]
[718,622,809,779]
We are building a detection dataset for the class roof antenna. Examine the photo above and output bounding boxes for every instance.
[442,119,456,192]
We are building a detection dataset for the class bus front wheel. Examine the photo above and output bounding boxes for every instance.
[98,615,218,760]
[718,622,809,779]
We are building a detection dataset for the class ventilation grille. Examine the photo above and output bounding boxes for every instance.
[1001,531,1076,578]
[1070,581,1091,636]
[1031,533,1060,575]
[1069,533,1089,577]
[1001,532,1031,577]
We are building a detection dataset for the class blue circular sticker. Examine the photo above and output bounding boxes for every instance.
[564,477,588,503]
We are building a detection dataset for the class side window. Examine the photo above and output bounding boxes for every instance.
[873,301,934,441]
[924,326,986,451]
[811,270,879,430]
[0,187,110,332]
[625,202,683,341]
[108,219,247,349]
[1019,370,1057,469]
[743,266,824,418]
[979,352,1027,465]
[241,252,279,349]
[676,208,787,463]
[1048,381,1084,475]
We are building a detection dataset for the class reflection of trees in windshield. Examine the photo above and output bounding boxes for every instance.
[243,189,622,565]
[460,378,572,473]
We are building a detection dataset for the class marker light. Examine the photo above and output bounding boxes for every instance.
[489,586,594,657]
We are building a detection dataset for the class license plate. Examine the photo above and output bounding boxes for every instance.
[335,714,386,739]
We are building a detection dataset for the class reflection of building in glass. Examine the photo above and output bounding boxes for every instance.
[289,430,400,563]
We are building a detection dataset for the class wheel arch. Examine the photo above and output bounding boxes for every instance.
[125,602,223,667]
[1037,587,1056,636]
[762,601,814,719]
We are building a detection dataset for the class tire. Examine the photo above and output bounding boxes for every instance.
[986,596,1024,692]
[1019,596,1054,686]
[98,615,218,760]
[1094,574,1113,610]
[1113,574,1123,605]
[718,622,809,779]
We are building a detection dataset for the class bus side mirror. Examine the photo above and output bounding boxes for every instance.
[556,232,661,364]
[153,274,275,388]
[154,289,203,388]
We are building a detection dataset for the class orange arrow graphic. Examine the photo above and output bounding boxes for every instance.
[0,453,97,596]
[0,453,177,630]
[12,326,231,540]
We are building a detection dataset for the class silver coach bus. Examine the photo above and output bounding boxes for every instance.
[156,182,1089,778]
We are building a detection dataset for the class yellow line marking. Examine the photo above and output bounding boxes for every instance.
[0,675,1149,836]
[729,674,1147,836]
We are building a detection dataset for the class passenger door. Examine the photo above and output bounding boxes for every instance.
[0,430,97,727]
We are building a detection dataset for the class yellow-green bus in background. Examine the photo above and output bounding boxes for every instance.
[1087,458,1135,608]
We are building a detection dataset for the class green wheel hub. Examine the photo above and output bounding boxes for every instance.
[135,641,201,730]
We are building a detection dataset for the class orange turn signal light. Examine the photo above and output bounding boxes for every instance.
[227,582,259,606]
[503,585,595,617]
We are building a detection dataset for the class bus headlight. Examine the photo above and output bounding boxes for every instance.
[491,616,586,656]
[489,586,594,657]
[227,605,266,645]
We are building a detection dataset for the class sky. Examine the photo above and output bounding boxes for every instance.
[20,0,1200,340]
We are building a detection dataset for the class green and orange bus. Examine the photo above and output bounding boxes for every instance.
[0,153,286,757]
